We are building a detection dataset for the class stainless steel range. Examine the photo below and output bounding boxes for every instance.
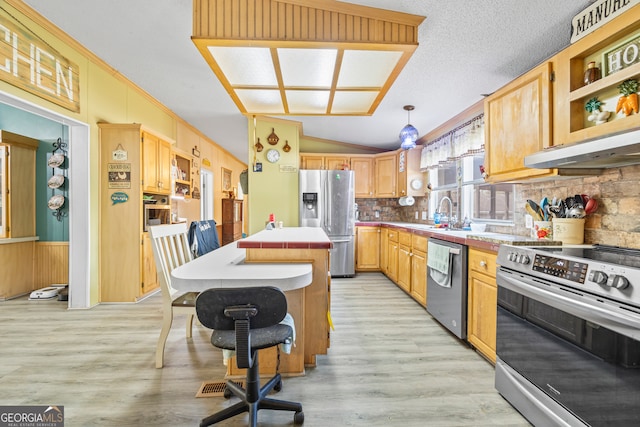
[495,244,640,427]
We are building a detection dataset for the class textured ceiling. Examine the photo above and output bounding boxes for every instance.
[22,0,595,162]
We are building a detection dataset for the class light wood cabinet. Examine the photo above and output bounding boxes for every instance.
[355,226,380,271]
[142,132,172,195]
[556,6,640,147]
[350,156,374,198]
[484,62,555,182]
[99,123,172,302]
[396,231,412,293]
[0,131,39,238]
[467,248,498,363]
[300,155,324,169]
[222,199,243,245]
[410,234,427,306]
[397,150,407,197]
[379,226,389,274]
[375,153,397,197]
[325,156,349,170]
[173,151,192,198]
[387,229,399,282]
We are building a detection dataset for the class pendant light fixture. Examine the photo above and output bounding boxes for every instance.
[399,105,419,150]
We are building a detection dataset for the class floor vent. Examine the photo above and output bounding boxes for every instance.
[196,380,244,398]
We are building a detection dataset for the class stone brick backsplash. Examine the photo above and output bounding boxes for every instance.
[515,164,640,248]
[356,163,640,249]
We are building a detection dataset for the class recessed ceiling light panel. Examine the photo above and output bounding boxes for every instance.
[279,48,337,88]
[208,46,278,86]
[338,50,403,88]
[235,89,284,114]
[331,91,380,114]
[286,90,331,114]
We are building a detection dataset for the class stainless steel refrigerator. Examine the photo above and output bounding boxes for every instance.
[299,170,355,277]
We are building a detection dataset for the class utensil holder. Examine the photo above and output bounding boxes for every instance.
[552,218,585,244]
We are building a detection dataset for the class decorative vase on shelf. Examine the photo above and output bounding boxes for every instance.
[584,61,601,85]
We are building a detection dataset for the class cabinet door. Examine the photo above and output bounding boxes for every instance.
[141,233,159,295]
[484,62,554,182]
[157,139,172,193]
[411,249,427,306]
[396,243,411,293]
[375,154,397,197]
[350,157,374,198]
[325,156,349,170]
[142,132,159,193]
[301,155,324,169]
[387,240,398,282]
[379,227,389,274]
[355,226,380,270]
[397,150,407,197]
[467,272,497,363]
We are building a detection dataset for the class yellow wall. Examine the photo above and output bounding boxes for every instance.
[1,1,246,306]
[247,117,301,233]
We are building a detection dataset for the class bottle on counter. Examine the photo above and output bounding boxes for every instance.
[434,212,441,225]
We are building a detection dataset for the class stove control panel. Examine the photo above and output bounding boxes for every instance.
[531,254,588,284]
[588,270,630,289]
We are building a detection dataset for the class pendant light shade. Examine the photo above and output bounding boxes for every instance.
[399,105,418,150]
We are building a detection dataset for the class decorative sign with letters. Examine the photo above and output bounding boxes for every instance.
[0,10,80,112]
[604,33,640,76]
[570,0,640,44]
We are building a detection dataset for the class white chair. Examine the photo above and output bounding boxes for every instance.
[149,223,198,368]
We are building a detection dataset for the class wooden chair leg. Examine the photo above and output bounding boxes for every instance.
[186,313,194,338]
[155,309,174,368]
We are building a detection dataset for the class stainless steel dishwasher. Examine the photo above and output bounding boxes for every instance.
[426,237,468,339]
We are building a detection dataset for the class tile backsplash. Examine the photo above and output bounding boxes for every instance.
[356,164,640,249]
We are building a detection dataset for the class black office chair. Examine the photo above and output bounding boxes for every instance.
[195,286,304,427]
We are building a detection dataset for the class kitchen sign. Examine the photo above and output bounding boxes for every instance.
[570,0,640,44]
[0,10,80,112]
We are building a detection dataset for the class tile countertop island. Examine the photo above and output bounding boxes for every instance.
[355,221,562,252]
[171,227,331,377]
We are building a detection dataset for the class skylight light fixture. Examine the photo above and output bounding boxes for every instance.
[399,105,418,150]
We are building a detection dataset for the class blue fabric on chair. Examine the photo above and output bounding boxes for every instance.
[188,220,220,257]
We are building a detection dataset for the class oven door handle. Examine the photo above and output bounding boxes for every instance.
[498,269,640,340]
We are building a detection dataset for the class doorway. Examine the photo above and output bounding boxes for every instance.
[0,90,90,309]
[200,168,214,220]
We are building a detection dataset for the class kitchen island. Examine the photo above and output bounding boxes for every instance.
[171,227,331,376]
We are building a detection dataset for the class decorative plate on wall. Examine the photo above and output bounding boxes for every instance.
[47,174,65,189]
[48,194,65,210]
[47,153,66,168]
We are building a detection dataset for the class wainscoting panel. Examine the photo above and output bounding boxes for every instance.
[34,241,69,288]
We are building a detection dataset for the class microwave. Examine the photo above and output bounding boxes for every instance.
[144,204,171,231]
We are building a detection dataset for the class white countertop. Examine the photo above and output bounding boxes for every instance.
[170,241,313,292]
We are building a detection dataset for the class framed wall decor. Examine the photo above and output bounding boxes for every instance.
[222,167,232,191]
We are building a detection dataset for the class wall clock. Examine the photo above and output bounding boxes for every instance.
[266,148,280,163]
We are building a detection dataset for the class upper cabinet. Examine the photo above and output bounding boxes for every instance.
[173,151,192,198]
[484,61,555,182]
[350,156,374,198]
[555,6,640,146]
[374,153,398,197]
[142,132,172,195]
[300,154,325,170]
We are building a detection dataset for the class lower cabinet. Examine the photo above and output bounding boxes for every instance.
[355,226,380,271]
[410,234,427,307]
[142,233,159,295]
[387,229,399,282]
[379,227,389,274]
[396,231,412,293]
[467,247,498,363]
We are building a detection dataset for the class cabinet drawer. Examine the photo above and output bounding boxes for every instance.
[468,249,497,278]
[388,230,398,242]
[412,234,427,253]
[398,231,412,246]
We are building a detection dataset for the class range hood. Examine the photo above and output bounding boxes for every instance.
[525,128,640,169]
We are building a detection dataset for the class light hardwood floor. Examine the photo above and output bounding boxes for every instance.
[1,272,530,426]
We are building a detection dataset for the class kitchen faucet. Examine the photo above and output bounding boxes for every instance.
[437,196,457,228]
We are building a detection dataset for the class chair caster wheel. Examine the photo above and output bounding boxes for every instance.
[294,411,304,424]
[274,380,282,392]
[223,388,232,399]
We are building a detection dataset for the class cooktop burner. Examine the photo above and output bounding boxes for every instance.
[498,244,640,307]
